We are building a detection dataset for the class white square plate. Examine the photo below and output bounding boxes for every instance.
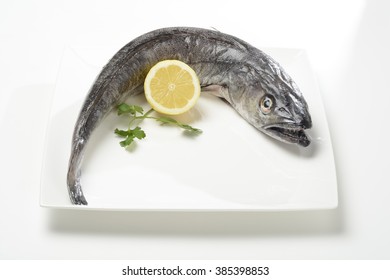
[40,45,337,211]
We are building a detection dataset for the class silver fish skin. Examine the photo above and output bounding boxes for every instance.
[67,27,312,205]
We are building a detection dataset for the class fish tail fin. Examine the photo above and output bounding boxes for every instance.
[67,177,87,205]
[67,140,88,205]
[67,165,88,205]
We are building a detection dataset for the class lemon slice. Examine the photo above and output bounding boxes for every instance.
[144,60,201,115]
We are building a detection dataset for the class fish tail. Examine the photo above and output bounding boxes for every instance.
[67,140,88,205]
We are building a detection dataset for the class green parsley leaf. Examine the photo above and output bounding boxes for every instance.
[156,116,202,134]
[131,126,146,139]
[115,127,146,147]
[117,103,144,116]
[119,135,135,147]
[114,128,130,137]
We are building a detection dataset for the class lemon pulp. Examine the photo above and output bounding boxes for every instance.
[144,60,201,115]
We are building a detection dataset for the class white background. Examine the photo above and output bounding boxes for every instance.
[0,0,389,259]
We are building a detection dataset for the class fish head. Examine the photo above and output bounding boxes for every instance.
[237,67,312,147]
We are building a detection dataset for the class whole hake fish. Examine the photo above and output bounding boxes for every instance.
[67,27,312,205]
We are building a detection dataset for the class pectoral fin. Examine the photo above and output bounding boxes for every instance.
[201,84,230,102]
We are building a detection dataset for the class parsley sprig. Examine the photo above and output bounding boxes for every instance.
[114,103,202,148]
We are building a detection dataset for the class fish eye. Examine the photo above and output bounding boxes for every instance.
[260,95,274,114]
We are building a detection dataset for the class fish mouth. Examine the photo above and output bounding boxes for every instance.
[264,123,311,147]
